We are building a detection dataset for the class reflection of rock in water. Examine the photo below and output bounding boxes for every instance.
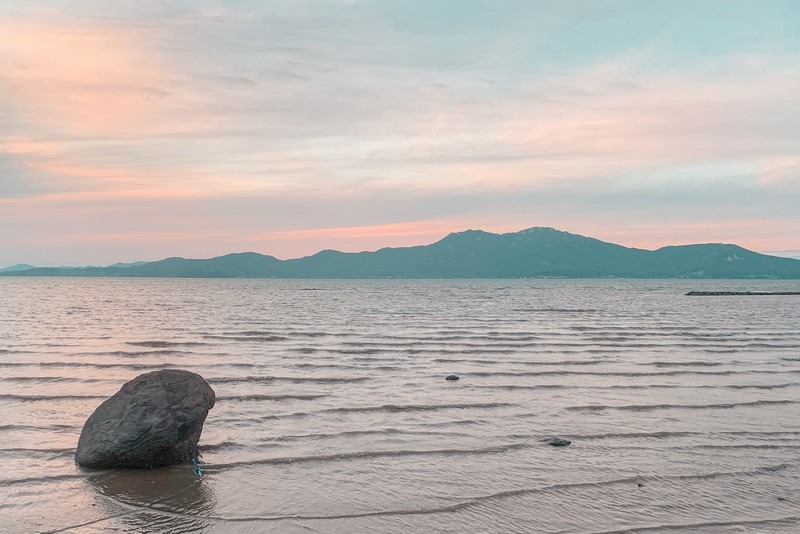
[87,466,216,533]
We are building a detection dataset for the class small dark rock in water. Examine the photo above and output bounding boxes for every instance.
[445,375,460,381]
[638,483,645,488]
[542,436,571,447]
[76,369,215,468]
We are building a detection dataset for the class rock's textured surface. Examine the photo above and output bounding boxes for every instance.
[76,370,215,468]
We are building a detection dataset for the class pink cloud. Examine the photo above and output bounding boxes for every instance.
[758,157,800,190]
[1,18,171,136]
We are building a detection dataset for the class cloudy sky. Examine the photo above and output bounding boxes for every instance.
[1,0,799,266]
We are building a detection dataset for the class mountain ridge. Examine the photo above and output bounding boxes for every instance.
[0,263,36,273]
[3,227,800,279]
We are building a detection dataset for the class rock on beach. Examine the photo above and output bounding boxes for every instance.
[75,369,215,468]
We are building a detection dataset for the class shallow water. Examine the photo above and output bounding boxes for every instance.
[1,278,799,533]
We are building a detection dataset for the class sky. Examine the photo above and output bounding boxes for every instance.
[1,0,799,266]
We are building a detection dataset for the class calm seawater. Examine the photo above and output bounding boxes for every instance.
[1,278,799,533]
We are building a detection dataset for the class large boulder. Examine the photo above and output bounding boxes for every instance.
[76,369,215,468]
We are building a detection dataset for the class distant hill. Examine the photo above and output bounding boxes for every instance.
[109,261,149,269]
[0,263,36,273]
[2,227,800,279]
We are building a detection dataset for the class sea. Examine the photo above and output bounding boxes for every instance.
[1,278,799,533]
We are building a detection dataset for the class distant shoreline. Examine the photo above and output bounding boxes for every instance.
[2,227,800,279]
[686,291,800,296]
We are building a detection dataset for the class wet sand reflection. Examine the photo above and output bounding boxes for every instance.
[86,466,216,532]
